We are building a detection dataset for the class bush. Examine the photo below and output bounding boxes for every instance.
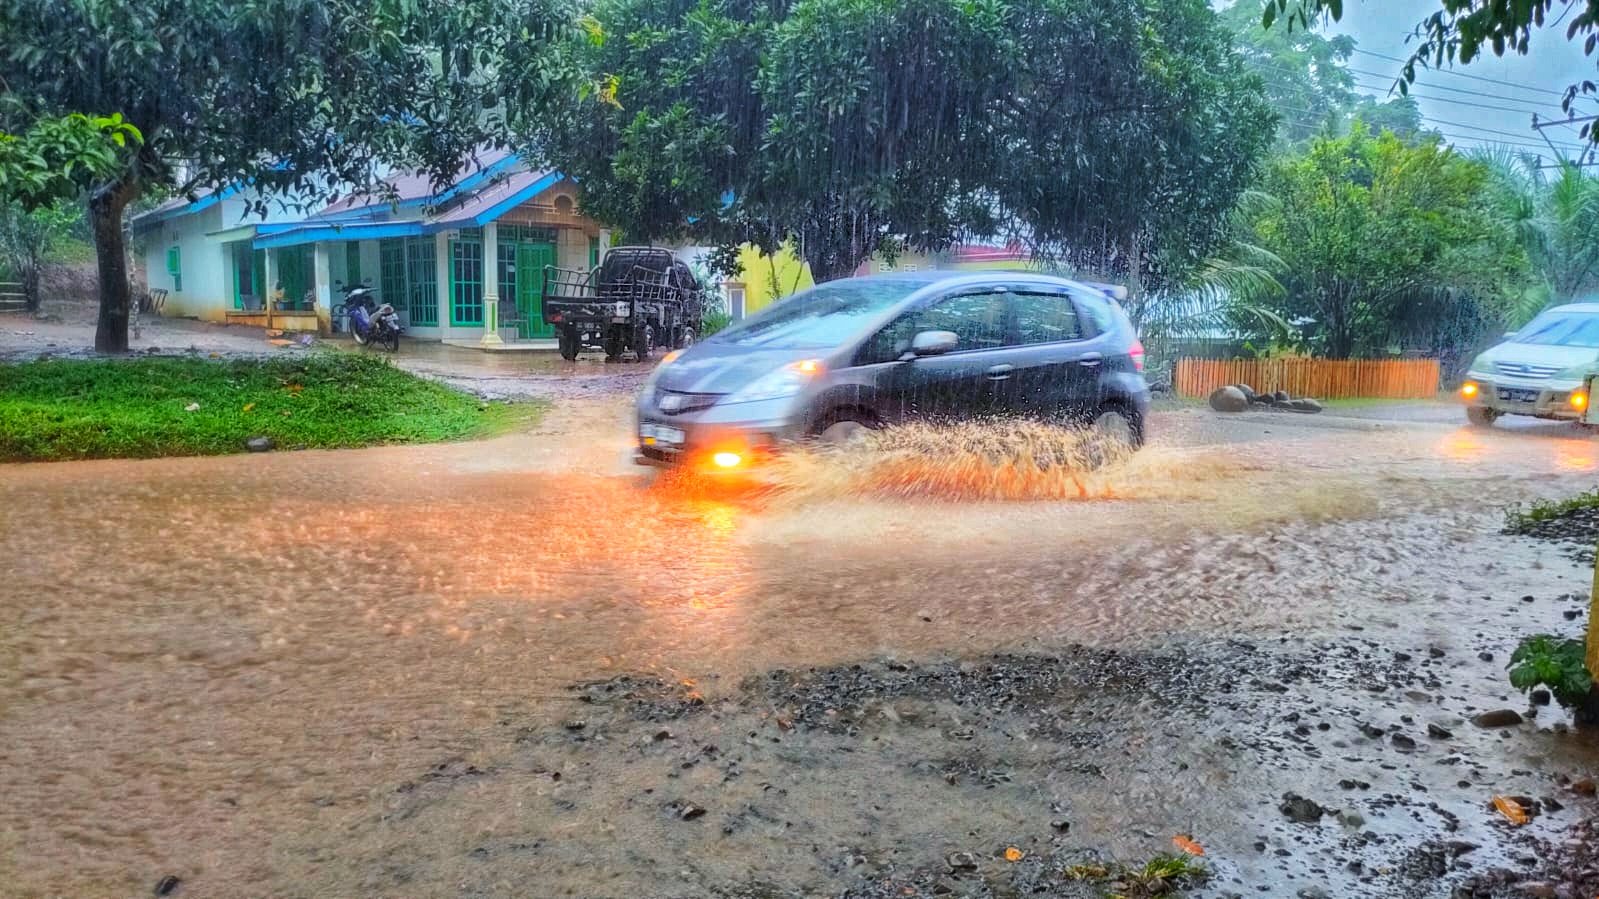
[1508,634,1592,710]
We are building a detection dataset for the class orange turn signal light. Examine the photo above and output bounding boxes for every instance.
[1460,382,1479,398]
[1572,391,1588,410]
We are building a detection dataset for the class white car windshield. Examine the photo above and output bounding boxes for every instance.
[1515,312,1599,348]
[709,280,923,349]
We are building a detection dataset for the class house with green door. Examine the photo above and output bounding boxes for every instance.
[132,150,609,346]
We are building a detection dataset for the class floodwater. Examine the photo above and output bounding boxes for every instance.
[3,397,1598,897]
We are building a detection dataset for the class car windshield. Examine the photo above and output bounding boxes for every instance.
[708,280,922,348]
[1514,312,1599,348]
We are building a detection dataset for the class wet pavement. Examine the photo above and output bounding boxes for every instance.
[2,347,1599,896]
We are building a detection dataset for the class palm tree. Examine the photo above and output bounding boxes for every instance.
[1474,149,1599,324]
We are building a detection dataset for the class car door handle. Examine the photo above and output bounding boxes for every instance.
[986,364,1014,381]
[1078,353,1104,368]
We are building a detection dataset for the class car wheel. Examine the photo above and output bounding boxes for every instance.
[1093,406,1144,449]
[1466,406,1499,428]
[819,419,872,445]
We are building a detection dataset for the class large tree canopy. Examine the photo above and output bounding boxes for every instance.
[547,0,1275,289]
[1244,124,1530,358]
[0,0,573,351]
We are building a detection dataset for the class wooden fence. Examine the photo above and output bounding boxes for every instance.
[1173,357,1441,400]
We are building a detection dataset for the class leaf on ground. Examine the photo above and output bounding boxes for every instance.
[1492,795,1529,826]
[1004,847,1024,862]
[1172,835,1205,856]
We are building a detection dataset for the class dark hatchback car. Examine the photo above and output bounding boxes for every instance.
[636,271,1150,468]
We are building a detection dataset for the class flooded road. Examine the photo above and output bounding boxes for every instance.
[3,396,1598,897]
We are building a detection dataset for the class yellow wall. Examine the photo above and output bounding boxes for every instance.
[735,242,813,314]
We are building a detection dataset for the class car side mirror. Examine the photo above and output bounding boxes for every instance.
[907,330,958,358]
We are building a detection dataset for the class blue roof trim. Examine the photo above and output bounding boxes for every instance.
[132,183,239,228]
[400,153,522,210]
[253,221,423,250]
[428,171,564,229]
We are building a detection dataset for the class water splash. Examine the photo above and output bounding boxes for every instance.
[762,419,1255,503]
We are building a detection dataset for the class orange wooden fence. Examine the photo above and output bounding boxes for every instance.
[1173,357,1441,400]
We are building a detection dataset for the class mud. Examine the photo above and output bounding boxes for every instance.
[4,389,1599,897]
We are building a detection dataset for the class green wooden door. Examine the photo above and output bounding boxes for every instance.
[516,243,555,338]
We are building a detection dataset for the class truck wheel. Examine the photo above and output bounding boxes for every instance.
[1466,406,1499,427]
[603,329,625,362]
[678,328,697,349]
[558,326,580,361]
[634,325,654,362]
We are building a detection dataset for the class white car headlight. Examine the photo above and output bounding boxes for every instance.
[725,359,824,404]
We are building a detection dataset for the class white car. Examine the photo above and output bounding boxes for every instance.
[1461,302,1599,425]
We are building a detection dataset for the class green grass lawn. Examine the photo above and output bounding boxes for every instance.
[0,354,546,461]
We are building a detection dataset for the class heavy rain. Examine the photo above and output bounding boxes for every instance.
[5,2,1599,899]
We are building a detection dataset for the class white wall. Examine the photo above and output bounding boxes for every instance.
[140,205,229,321]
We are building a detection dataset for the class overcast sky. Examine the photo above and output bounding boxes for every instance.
[1325,0,1595,161]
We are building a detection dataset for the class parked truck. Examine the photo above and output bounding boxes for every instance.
[541,246,705,362]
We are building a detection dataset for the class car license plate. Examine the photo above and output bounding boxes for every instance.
[640,423,685,446]
[1497,388,1538,403]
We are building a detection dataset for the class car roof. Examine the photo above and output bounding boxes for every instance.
[841,269,1115,297]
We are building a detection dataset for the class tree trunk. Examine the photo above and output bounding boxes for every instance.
[20,256,40,312]
[88,176,138,353]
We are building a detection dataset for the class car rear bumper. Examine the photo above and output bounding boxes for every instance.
[1461,372,1585,419]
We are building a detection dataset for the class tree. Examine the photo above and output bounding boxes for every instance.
[1244,124,1529,357]
[0,203,79,312]
[0,0,573,352]
[1477,152,1599,320]
[0,113,140,208]
[550,0,1276,289]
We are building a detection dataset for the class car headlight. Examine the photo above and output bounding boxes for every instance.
[725,359,824,404]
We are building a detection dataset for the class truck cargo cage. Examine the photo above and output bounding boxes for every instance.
[540,246,705,363]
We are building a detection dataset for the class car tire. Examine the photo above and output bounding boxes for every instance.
[1466,406,1499,428]
[1093,406,1144,449]
[819,418,872,445]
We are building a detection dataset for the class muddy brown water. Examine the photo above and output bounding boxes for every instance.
[3,401,1598,897]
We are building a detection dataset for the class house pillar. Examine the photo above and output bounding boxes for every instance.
[312,242,332,336]
[598,229,611,259]
[262,248,276,331]
[434,231,450,333]
[480,222,502,347]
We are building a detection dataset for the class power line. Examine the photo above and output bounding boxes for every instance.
[1272,103,1588,154]
[1347,80,1550,117]
[1349,47,1570,98]
[1346,66,1570,107]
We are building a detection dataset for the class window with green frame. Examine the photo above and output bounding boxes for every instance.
[231,243,264,309]
[498,224,556,245]
[450,234,484,326]
[166,246,182,292]
[404,238,437,326]
[589,236,599,269]
[496,242,517,303]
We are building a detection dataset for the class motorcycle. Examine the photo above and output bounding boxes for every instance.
[336,280,402,352]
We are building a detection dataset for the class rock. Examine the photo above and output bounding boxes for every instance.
[1530,689,1551,706]
[1249,392,1273,405]
[1298,888,1331,899]
[1427,723,1454,740]
[945,851,978,872]
[1472,709,1524,728]
[1519,882,1557,898]
[245,436,275,453]
[1050,819,1071,832]
[1478,651,1495,662]
[1428,646,1446,658]
[1391,733,1417,751]
[1358,722,1385,739]
[678,802,707,821]
[1290,398,1323,413]
[1209,385,1250,413]
[1338,811,1366,828]
[1272,389,1291,403]
[1235,384,1258,401]
[154,876,181,896]
[563,720,586,731]
[1279,792,1325,823]
[1571,778,1596,796]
